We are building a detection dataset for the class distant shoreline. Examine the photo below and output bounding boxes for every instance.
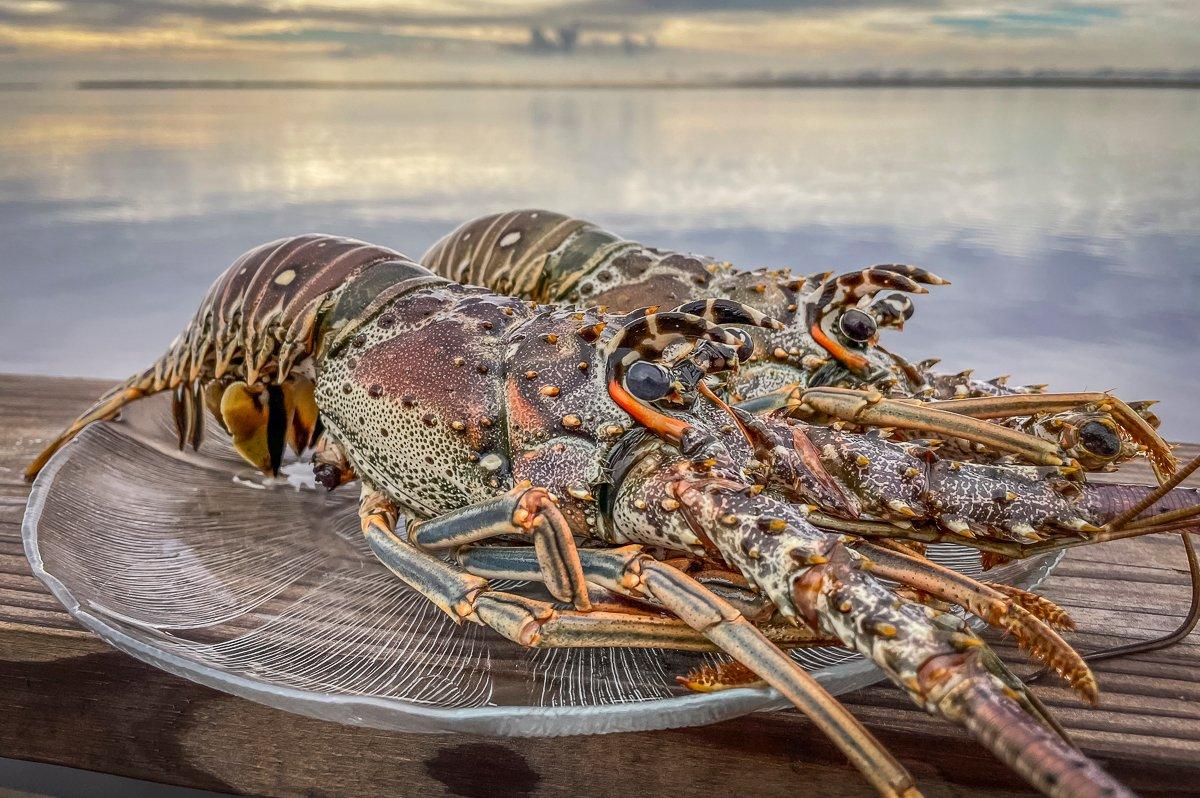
[63,76,1200,91]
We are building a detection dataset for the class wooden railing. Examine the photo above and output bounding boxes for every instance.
[1,374,1197,797]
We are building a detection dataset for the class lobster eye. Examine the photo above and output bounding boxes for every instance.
[1079,420,1121,458]
[726,327,755,362]
[626,361,673,401]
[838,309,877,343]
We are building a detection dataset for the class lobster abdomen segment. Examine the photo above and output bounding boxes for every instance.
[423,209,726,310]
[424,209,606,302]
[187,234,407,384]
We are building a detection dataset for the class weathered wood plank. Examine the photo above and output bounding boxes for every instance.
[0,373,1197,797]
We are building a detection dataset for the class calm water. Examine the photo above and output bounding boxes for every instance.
[1,88,1198,437]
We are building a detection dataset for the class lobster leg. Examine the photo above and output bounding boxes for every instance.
[476,591,758,651]
[407,482,591,609]
[363,492,824,657]
[1028,532,1200,685]
[368,485,918,794]
[363,486,676,641]
[464,543,920,798]
[458,544,836,650]
[853,541,1095,703]
[360,488,490,623]
[733,385,803,415]
[798,438,1200,669]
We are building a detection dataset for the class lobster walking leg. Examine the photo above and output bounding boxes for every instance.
[459,544,836,650]
[1028,532,1200,685]
[362,490,829,653]
[367,483,919,794]
[793,418,1200,668]
[407,483,591,608]
[361,485,591,616]
[853,541,1095,702]
[360,488,490,623]
[474,592,735,651]
[464,543,921,798]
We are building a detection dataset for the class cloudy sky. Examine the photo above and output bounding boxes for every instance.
[1,0,1197,83]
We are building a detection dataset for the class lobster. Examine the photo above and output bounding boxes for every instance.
[26,234,1200,798]
[423,210,1173,479]
[422,209,1200,664]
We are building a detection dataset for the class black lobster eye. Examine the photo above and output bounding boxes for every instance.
[838,308,877,343]
[626,361,673,400]
[1079,420,1121,458]
[726,327,755,362]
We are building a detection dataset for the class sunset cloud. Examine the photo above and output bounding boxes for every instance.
[0,0,1194,81]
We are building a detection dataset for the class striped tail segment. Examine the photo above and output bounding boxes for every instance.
[422,209,631,303]
[26,234,423,480]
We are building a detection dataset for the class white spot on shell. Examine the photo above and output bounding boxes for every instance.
[458,257,470,271]
[499,231,521,248]
[480,453,505,472]
[274,269,297,286]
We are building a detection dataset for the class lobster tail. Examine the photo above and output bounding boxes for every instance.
[25,234,418,479]
[422,209,626,301]
[23,366,158,480]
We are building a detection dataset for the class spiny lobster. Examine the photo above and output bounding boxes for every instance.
[27,234,1200,798]
[423,209,1173,479]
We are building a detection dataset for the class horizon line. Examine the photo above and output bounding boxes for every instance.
[54,74,1200,91]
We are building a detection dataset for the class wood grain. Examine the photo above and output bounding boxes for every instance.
[1,372,1197,797]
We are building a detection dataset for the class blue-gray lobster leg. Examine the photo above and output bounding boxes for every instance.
[405,482,591,609]
[362,488,811,651]
[459,543,920,798]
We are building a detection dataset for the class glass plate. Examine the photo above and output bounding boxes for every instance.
[23,393,1063,737]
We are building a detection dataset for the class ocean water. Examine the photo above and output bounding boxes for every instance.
[1,87,1197,437]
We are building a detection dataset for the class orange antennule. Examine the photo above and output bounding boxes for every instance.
[607,375,690,446]
[810,323,869,373]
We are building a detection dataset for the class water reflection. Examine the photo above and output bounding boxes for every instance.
[1,88,1197,436]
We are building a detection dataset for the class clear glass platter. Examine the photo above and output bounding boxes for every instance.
[23,393,1063,737]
